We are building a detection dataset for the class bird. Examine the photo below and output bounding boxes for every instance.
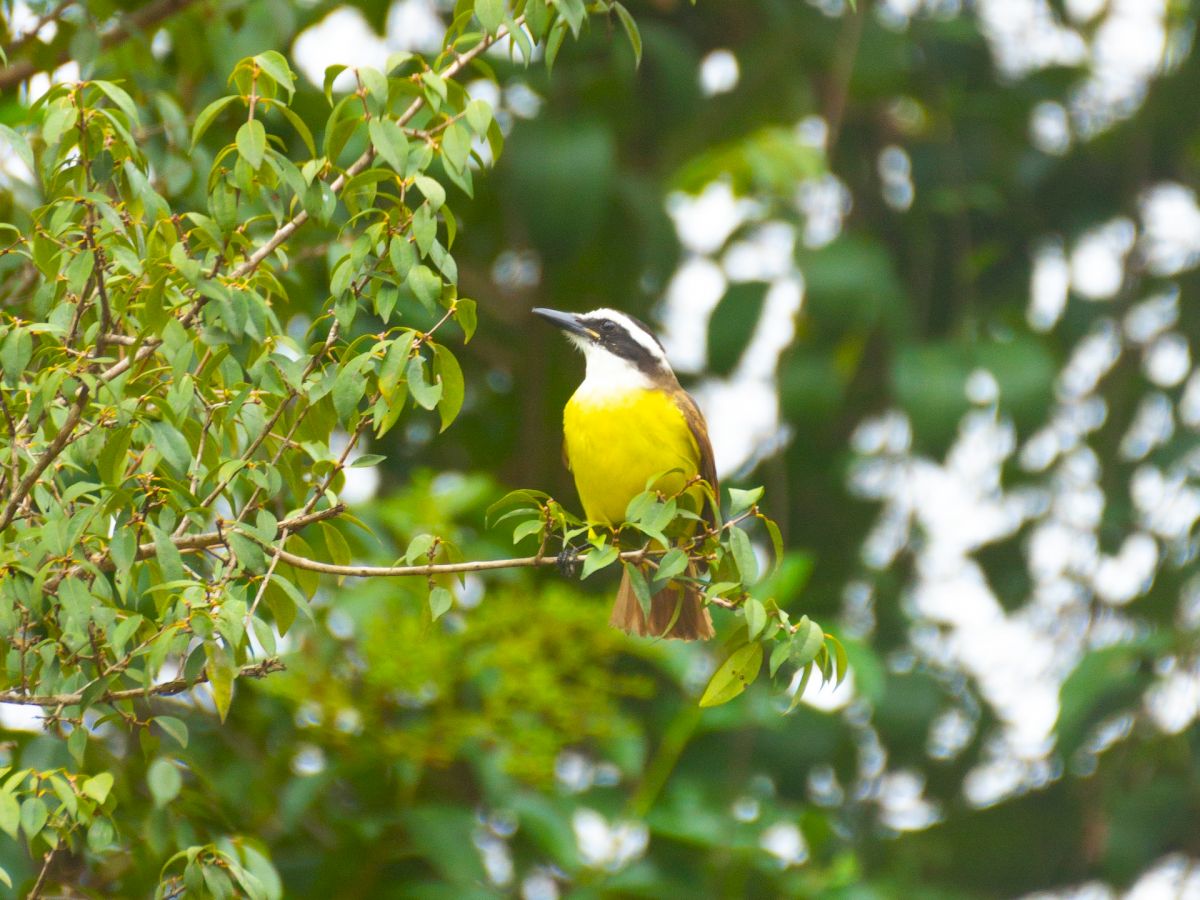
[534,306,717,641]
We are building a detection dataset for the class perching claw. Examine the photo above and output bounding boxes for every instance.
[556,544,580,578]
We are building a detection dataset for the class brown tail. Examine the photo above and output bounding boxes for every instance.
[610,565,715,641]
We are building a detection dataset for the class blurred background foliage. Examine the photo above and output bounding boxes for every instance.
[2,0,1200,896]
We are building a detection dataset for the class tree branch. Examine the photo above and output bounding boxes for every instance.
[0,0,199,92]
[0,658,284,707]
[97,18,516,385]
[0,385,88,531]
[114,504,346,571]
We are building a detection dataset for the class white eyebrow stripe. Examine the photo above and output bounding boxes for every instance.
[587,308,670,366]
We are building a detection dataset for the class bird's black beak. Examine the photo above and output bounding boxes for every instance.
[532,307,595,339]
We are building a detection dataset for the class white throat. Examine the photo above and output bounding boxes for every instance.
[573,341,654,401]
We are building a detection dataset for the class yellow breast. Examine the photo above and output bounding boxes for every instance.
[564,387,701,525]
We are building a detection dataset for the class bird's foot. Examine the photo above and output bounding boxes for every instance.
[557,545,581,578]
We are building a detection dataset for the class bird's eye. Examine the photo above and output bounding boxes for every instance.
[600,320,617,333]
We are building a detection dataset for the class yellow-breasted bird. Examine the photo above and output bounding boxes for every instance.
[534,307,717,641]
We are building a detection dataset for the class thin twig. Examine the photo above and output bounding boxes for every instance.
[0,0,200,91]
[0,658,284,708]
[0,386,88,531]
[27,843,59,900]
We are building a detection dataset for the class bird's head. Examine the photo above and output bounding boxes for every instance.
[533,307,674,386]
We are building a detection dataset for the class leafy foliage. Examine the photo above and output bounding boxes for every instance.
[0,0,1198,896]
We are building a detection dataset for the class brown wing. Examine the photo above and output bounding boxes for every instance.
[672,388,719,524]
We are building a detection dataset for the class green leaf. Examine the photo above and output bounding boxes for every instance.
[414,174,446,210]
[655,547,689,583]
[791,616,824,667]
[441,122,472,173]
[699,642,763,707]
[359,67,388,110]
[368,117,408,172]
[20,797,48,840]
[148,758,183,808]
[0,792,19,840]
[624,563,653,619]
[323,64,348,105]
[431,343,464,432]
[512,518,544,544]
[476,0,506,33]
[744,597,767,641]
[406,265,442,311]
[465,100,492,135]
[277,104,316,156]
[429,586,453,621]
[413,203,437,256]
[191,95,239,150]
[761,516,784,577]
[552,0,586,36]
[205,644,236,722]
[581,543,619,579]
[405,533,437,565]
[332,361,367,420]
[786,662,815,714]
[390,235,416,279]
[612,2,642,65]
[320,522,352,567]
[156,716,189,749]
[769,638,791,678]
[728,486,764,516]
[0,327,32,384]
[82,772,114,805]
[728,526,758,585]
[350,453,387,468]
[150,525,184,582]
[455,299,477,342]
[832,636,849,686]
[406,355,443,410]
[253,51,296,97]
[150,420,192,475]
[237,119,267,169]
[0,125,34,173]
[93,80,141,126]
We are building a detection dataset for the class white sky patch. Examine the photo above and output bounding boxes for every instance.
[1030,100,1072,155]
[877,770,941,831]
[1029,239,1070,332]
[1092,533,1158,604]
[699,48,739,96]
[878,144,915,211]
[976,0,1088,78]
[1070,0,1167,136]
[1064,0,1107,24]
[572,809,648,872]
[796,173,853,248]
[293,7,390,89]
[790,663,854,712]
[1070,218,1136,300]
[975,0,1169,139]
[1124,290,1178,345]
[0,703,44,732]
[1142,333,1191,388]
[666,181,761,255]
[723,221,796,283]
[25,60,79,104]
[1139,182,1200,276]
[292,0,443,91]
[657,257,726,373]
[759,822,809,866]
